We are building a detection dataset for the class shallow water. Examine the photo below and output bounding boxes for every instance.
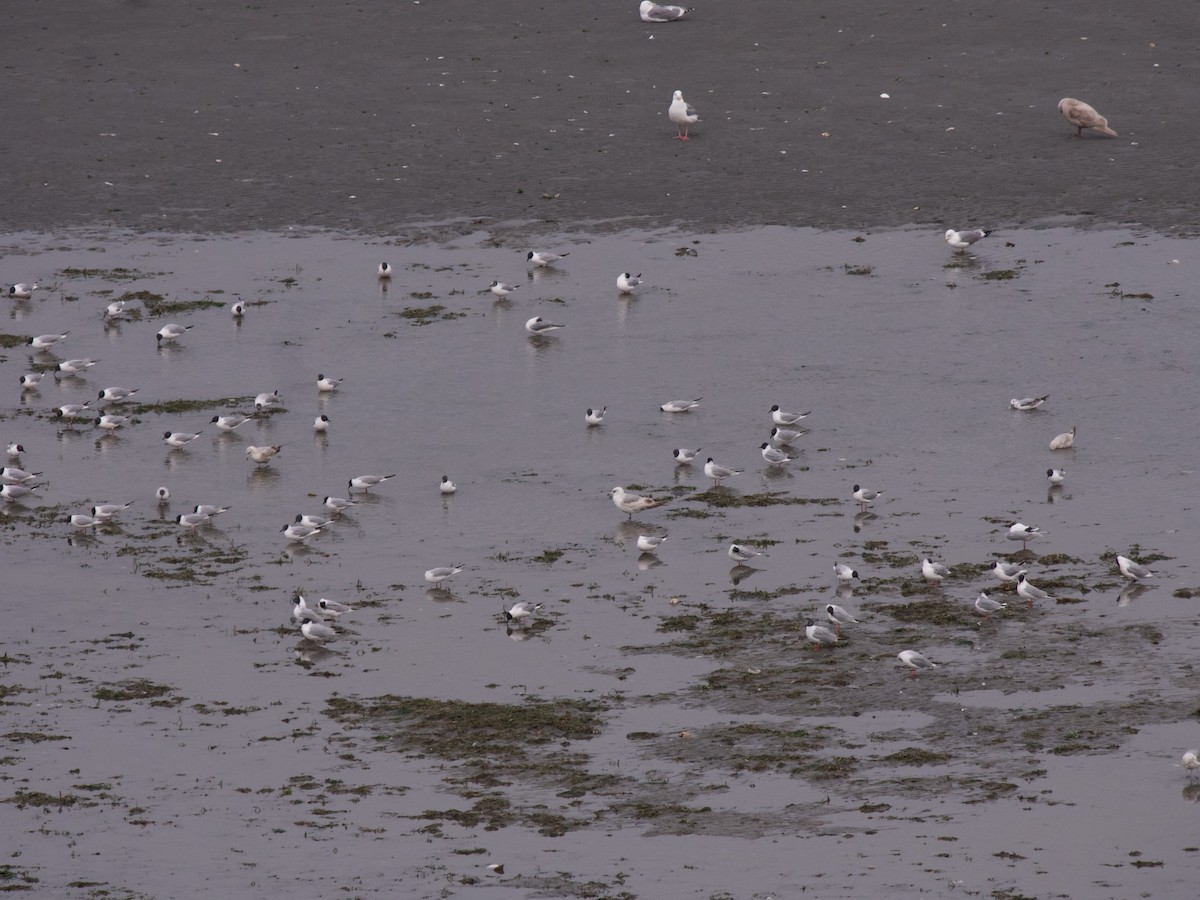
[1,223,1197,898]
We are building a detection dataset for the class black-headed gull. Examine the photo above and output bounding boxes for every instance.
[672,447,701,465]
[19,373,43,389]
[301,619,337,643]
[6,443,25,458]
[525,316,564,335]
[1,466,41,484]
[640,1,691,22]
[58,359,99,376]
[104,299,127,319]
[922,558,950,584]
[489,280,518,298]
[704,458,741,485]
[156,323,192,343]
[760,443,795,466]
[175,512,211,532]
[834,562,859,584]
[295,513,333,529]
[992,560,1026,588]
[211,414,251,432]
[324,495,357,514]
[281,521,323,542]
[318,598,354,617]
[1116,555,1155,583]
[0,483,39,502]
[97,386,136,402]
[769,426,806,445]
[30,332,69,350]
[313,414,331,433]
[825,603,857,633]
[69,513,104,530]
[1058,98,1117,138]
[1047,468,1066,485]
[94,413,129,431]
[852,484,881,511]
[91,501,134,519]
[660,398,701,413]
[317,374,343,392]
[348,474,396,491]
[770,405,809,426]
[1010,394,1049,410]
[440,476,457,494]
[728,543,765,563]
[505,600,543,623]
[1049,425,1077,450]
[378,262,393,278]
[617,272,642,294]
[156,486,171,503]
[193,504,231,519]
[637,533,667,553]
[944,228,990,251]
[669,90,699,140]
[1016,573,1052,607]
[527,250,569,267]
[1006,522,1045,549]
[54,403,92,422]
[585,407,606,426]
[163,430,202,448]
[230,299,245,318]
[9,282,38,299]
[254,390,282,410]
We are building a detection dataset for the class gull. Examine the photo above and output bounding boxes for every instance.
[175,512,211,533]
[163,430,203,448]
[156,486,171,503]
[98,386,137,402]
[230,299,245,318]
[58,359,100,376]
[9,282,38,299]
[852,484,881,511]
[898,650,938,677]
[760,442,795,466]
[922,558,951,585]
[193,504,231,518]
[254,390,282,410]
[669,90,699,140]
[770,405,810,426]
[210,414,251,432]
[1047,467,1066,485]
[585,406,606,426]
[378,262,393,278]
[424,564,464,586]
[1050,425,1077,450]
[440,476,457,494]
[349,473,396,491]
[1,467,42,484]
[974,592,1007,620]
[156,323,192,343]
[673,447,701,465]
[317,374,342,392]
[54,403,92,422]
[728,543,766,563]
[69,513,104,530]
[1016,573,1053,607]
[104,299,127,319]
[527,250,569,267]
[1059,97,1117,138]
[489,280,517,298]
[94,413,130,431]
[944,228,991,251]
[505,600,543,623]
[805,619,839,650]
[301,619,337,644]
[1,482,40,502]
[246,444,282,463]
[640,1,692,22]
[637,533,667,553]
[769,426,806,445]
[281,521,324,542]
[825,604,858,633]
[525,316,564,335]
[704,458,741,486]
[1181,750,1200,775]
[1010,394,1049,411]
[20,373,44,389]
[6,443,25,457]
[324,495,357,514]
[992,560,1027,588]
[834,562,859,584]
[291,594,324,623]
[660,398,700,413]
[318,598,355,617]
[1116,555,1155,583]
[1007,522,1045,549]
[30,332,69,350]
[313,414,331,433]
[91,501,134,519]
[617,272,642,294]
[610,485,665,517]
[295,513,332,529]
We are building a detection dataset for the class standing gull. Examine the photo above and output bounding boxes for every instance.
[527,250,569,268]
[1058,98,1117,138]
[834,562,859,584]
[898,650,938,677]
[585,407,606,426]
[944,228,991,251]
[852,484,881,511]
[1016,573,1053,608]
[610,486,665,518]
[704,458,741,486]
[922,558,951,585]
[825,604,858,633]
[974,592,1007,620]
[156,323,192,344]
[770,426,806,445]
[1116,555,1155,583]
[673,447,701,465]
[440,476,457,494]
[992,560,1026,589]
[1006,522,1045,549]
[669,90,699,140]
[770,405,809,426]
[760,443,795,466]
[728,543,766,564]
[246,445,282,464]
[805,619,839,651]
[1047,468,1066,485]
[617,272,642,294]
[425,565,464,586]
[489,280,517,298]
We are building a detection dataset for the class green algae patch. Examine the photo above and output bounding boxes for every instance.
[93,679,175,702]
[689,490,839,509]
[325,695,606,758]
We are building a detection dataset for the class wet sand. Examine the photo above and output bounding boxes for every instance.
[2,1,1198,235]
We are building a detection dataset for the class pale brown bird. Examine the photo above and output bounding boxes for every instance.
[1058,98,1117,138]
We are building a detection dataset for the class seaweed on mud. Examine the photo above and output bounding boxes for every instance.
[93,679,175,702]
[877,597,977,627]
[689,490,838,509]
[128,396,254,416]
[0,334,29,349]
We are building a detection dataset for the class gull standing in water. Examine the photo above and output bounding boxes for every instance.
[163,430,203,448]
[378,262,393,278]
[1016,573,1053,607]
[211,414,251,432]
[974,592,1007,620]
[992,560,1026,589]
[9,282,38,299]
[898,650,938,677]
[637,533,667,553]
[944,228,991,252]
[805,619,839,650]
[324,496,357,514]
[281,521,324,542]
[505,600,543,623]
[527,250,569,268]
[30,332,69,351]
[349,474,396,491]
[834,562,859,584]
[1050,425,1077,450]
[1010,394,1049,410]
[489,280,518,298]
[1047,468,1066,485]
[852,484,881,511]
[440,476,457,494]
[728,543,766,564]
[668,90,699,140]
[769,426,806,446]
[317,374,343,392]
[825,604,858,633]
[301,619,338,644]
[617,272,642,294]
[1007,522,1045,549]
[673,447,701,465]
[760,443,795,466]
[770,405,809,426]
[246,445,282,464]
[313,415,331,433]
[156,323,192,344]
[585,407,606,426]
[704,458,741,486]
[1116,555,1155,583]
[424,564,464,586]
[610,486,665,517]
[922,558,951,585]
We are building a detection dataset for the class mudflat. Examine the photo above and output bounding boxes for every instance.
[2,0,1194,235]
